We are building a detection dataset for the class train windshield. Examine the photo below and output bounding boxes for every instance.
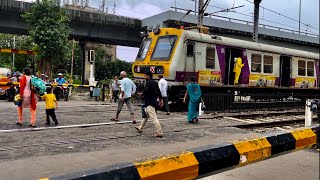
[151,35,177,60]
[136,38,151,60]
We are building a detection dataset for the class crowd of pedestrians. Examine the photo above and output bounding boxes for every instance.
[11,68,203,137]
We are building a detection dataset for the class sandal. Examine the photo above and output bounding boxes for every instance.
[29,124,36,128]
[153,133,163,138]
[135,127,142,133]
[15,122,23,126]
[132,119,136,124]
[111,118,118,121]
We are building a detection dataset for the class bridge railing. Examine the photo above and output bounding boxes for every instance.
[66,9,141,27]
[208,14,319,38]
[0,0,141,27]
[0,0,32,12]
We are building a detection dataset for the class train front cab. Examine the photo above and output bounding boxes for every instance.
[132,27,183,91]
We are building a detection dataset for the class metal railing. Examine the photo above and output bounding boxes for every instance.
[207,14,319,38]
[0,0,141,27]
[203,92,320,113]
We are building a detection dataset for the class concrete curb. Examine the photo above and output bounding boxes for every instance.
[40,126,319,180]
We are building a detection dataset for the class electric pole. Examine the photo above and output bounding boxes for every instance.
[197,0,211,26]
[299,0,301,34]
[101,0,106,12]
[197,0,204,26]
[252,0,262,42]
[112,0,116,14]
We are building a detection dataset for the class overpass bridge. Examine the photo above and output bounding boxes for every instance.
[0,0,142,47]
[1,1,319,51]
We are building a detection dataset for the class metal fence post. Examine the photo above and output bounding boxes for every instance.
[305,99,312,126]
[102,83,106,102]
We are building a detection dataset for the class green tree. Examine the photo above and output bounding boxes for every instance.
[22,0,71,77]
[0,33,34,72]
[95,58,132,81]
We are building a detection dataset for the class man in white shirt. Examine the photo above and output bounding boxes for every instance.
[111,71,137,123]
[158,74,170,115]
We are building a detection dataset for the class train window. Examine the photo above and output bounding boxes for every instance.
[136,38,151,60]
[263,55,273,73]
[151,35,177,60]
[307,61,314,76]
[187,44,194,57]
[298,60,306,76]
[251,54,261,73]
[206,47,215,69]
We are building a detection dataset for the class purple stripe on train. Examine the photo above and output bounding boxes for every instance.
[216,45,250,85]
[216,45,226,83]
[315,60,319,87]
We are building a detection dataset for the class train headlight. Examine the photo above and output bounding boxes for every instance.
[153,27,160,35]
[156,66,164,74]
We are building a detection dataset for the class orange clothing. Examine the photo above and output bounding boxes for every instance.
[17,106,36,125]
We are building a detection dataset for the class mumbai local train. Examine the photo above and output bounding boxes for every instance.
[132,26,319,100]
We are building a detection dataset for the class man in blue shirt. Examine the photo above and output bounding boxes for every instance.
[55,73,67,85]
[111,71,137,124]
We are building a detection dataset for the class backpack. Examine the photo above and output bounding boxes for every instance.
[30,77,46,95]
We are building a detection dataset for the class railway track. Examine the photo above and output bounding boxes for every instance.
[222,111,319,133]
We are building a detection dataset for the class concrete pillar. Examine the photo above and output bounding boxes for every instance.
[80,41,96,85]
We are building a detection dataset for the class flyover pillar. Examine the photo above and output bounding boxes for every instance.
[80,41,96,85]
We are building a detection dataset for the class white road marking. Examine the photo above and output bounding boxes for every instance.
[0,117,186,133]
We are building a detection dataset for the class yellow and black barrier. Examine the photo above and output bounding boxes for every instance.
[0,82,92,88]
[40,126,319,180]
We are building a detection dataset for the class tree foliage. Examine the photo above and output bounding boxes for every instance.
[94,47,132,81]
[22,0,71,77]
[0,33,34,72]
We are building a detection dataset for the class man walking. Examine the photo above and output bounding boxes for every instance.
[111,76,120,103]
[135,71,164,138]
[158,74,170,115]
[111,71,137,124]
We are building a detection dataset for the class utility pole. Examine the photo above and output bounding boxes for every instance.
[252,0,262,42]
[101,0,106,12]
[197,0,204,26]
[194,0,197,15]
[112,0,116,14]
[12,36,15,72]
[197,0,210,26]
[85,0,89,7]
[299,0,301,34]
[106,0,108,13]
[71,39,75,81]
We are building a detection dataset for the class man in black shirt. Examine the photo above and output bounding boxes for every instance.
[136,71,164,138]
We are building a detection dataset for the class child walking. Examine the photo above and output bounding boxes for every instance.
[41,87,59,125]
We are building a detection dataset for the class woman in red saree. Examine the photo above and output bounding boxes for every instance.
[16,68,38,127]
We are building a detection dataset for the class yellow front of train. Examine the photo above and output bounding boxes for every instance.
[132,27,183,82]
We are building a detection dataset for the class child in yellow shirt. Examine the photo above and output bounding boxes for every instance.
[41,87,59,125]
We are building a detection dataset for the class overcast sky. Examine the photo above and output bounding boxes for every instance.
[21,0,319,62]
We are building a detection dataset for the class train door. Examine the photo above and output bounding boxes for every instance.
[280,56,291,87]
[184,42,196,81]
[224,48,243,85]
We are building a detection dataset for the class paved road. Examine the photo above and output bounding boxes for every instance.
[202,149,319,180]
[0,100,318,179]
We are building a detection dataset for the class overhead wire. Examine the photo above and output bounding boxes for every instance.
[243,0,319,30]
[187,0,318,34]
